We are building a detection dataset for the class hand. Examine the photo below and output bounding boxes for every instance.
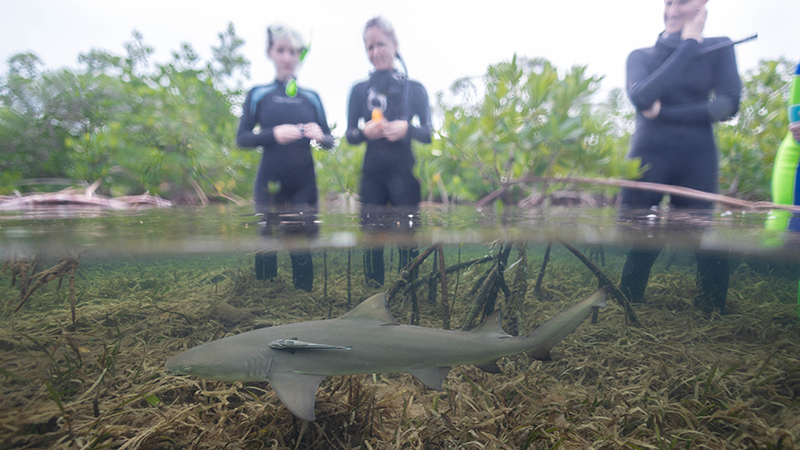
[790,122,800,144]
[363,119,387,140]
[383,120,409,142]
[273,124,303,144]
[301,122,324,142]
[681,4,706,44]
[642,100,661,119]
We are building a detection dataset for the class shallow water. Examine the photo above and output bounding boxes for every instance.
[0,204,794,256]
[1,205,799,449]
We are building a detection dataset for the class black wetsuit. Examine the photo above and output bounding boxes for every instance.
[619,33,741,312]
[346,70,432,206]
[236,79,333,291]
[622,33,740,207]
[237,79,333,209]
[346,70,431,285]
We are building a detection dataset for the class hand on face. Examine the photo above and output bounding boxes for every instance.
[681,3,707,43]
[664,0,707,42]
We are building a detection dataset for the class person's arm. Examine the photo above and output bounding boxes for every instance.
[407,82,432,144]
[346,85,367,145]
[235,90,276,148]
[626,40,702,112]
[658,41,741,124]
[304,91,335,149]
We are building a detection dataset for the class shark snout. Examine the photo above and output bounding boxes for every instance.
[165,352,194,375]
[165,342,273,382]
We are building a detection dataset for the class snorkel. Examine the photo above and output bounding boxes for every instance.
[697,33,757,55]
[370,52,408,122]
[285,42,309,98]
[396,52,410,122]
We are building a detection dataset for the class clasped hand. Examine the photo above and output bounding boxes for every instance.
[273,123,324,144]
[363,119,409,142]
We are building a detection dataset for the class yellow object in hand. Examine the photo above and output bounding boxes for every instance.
[371,108,383,122]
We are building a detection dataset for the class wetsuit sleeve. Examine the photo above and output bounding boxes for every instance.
[627,39,701,111]
[346,85,366,145]
[407,83,432,144]
[658,42,741,124]
[235,90,276,148]
[312,93,335,150]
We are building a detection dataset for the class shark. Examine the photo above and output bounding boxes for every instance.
[166,288,607,421]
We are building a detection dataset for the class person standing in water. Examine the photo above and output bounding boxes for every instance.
[236,23,334,292]
[618,0,741,313]
[346,16,432,285]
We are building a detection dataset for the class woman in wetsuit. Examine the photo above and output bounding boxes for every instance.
[236,23,334,291]
[346,16,432,285]
[618,0,741,313]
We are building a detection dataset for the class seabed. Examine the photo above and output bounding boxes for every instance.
[1,244,799,449]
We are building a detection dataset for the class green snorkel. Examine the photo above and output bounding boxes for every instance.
[285,42,310,98]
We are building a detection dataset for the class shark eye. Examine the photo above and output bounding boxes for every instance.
[182,366,191,372]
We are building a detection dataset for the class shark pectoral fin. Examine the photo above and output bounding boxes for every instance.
[474,358,502,374]
[267,373,326,421]
[409,367,451,390]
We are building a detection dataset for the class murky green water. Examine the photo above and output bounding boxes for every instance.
[1,205,799,449]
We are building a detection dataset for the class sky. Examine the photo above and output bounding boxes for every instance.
[2,0,798,131]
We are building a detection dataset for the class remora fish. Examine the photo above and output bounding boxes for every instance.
[166,288,607,421]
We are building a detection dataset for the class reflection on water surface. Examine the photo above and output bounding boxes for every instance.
[1,205,799,449]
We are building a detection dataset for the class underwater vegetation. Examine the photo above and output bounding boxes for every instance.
[1,243,799,449]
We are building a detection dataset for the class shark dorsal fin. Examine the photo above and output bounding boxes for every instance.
[339,293,399,325]
[471,310,512,338]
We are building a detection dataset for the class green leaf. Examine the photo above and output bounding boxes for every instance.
[145,393,160,407]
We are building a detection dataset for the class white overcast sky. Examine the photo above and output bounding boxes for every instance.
[2,0,798,132]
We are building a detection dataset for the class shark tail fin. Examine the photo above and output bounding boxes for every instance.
[525,287,607,361]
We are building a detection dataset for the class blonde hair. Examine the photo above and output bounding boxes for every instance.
[266,23,306,52]
[363,16,397,45]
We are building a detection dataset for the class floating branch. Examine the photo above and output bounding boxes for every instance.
[476,175,800,212]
